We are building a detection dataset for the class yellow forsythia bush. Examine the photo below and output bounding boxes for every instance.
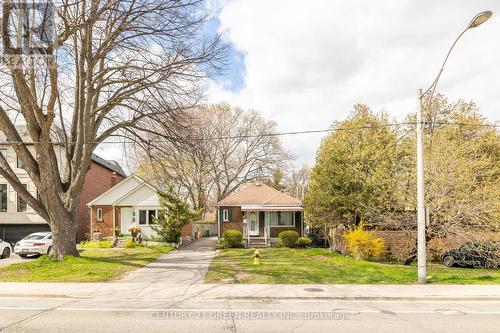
[344,222,385,260]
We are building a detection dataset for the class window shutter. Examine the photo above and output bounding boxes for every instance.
[228,209,232,222]
[219,209,223,222]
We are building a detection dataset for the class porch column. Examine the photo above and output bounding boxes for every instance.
[216,207,220,237]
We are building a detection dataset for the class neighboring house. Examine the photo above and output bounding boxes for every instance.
[216,183,304,247]
[0,127,126,243]
[87,174,193,241]
[76,155,126,241]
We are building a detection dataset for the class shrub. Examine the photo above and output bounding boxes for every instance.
[80,240,112,249]
[124,239,145,248]
[278,230,300,248]
[216,240,231,249]
[222,230,244,248]
[129,227,142,238]
[296,237,312,248]
[344,222,385,260]
[151,191,200,243]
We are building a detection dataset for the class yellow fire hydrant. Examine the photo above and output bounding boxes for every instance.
[253,249,261,265]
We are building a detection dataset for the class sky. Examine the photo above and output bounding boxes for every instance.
[94,0,500,170]
[202,0,500,166]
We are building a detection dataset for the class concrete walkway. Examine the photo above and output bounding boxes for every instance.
[1,283,500,301]
[117,237,217,284]
[2,238,500,301]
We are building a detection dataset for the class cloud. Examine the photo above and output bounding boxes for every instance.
[207,0,500,165]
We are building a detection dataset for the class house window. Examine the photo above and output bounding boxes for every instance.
[139,210,147,225]
[17,184,28,213]
[222,209,229,222]
[0,184,7,212]
[96,208,103,221]
[16,156,23,169]
[266,211,294,227]
[138,209,157,225]
[148,210,157,224]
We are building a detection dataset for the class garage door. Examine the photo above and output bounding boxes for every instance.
[0,224,51,245]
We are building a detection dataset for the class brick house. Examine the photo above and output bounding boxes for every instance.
[87,174,193,241]
[76,155,126,241]
[216,183,304,247]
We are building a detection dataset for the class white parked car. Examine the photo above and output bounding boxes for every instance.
[14,232,53,258]
[0,239,11,259]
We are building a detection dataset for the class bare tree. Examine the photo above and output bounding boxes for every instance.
[207,104,292,201]
[0,0,225,258]
[134,103,292,210]
[285,164,310,200]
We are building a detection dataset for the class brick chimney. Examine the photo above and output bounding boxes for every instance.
[111,172,119,187]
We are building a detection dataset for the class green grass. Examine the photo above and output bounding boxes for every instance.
[0,246,173,282]
[79,240,113,249]
[205,248,500,284]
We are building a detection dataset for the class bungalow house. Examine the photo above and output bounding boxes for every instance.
[87,174,193,241]
[216,182,304,247]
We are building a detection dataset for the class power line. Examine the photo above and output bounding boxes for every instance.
[0,121,498,145]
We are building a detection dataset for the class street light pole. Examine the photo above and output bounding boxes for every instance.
[416,88,426,284]
[415,11,492,284]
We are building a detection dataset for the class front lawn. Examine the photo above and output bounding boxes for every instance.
[0,246,173,282]
[206,248,500,284]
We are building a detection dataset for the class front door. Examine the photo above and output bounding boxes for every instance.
[248,211,259,236]
[120,207,132,234]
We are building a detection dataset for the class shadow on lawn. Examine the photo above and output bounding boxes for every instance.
[77,250,168,269]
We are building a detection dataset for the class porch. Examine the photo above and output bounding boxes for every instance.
[241,208,304,248]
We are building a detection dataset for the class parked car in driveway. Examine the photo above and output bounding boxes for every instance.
[442,241,500,269]
[0,239,11,258]
[14,232,53,258]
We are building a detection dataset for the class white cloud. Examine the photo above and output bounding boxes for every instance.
[207,0,500,165]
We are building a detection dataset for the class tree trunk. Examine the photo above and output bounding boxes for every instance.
[49,215,79,259]
[46,197,79,259]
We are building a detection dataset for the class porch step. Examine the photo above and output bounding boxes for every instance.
[248,243,268,249]
[247,237,269,248]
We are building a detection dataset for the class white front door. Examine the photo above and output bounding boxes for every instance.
[120,207,132,234]
[248,211,259,236]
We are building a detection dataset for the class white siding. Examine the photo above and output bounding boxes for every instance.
[0,145,59,224]
[89,176,143,205]
[115,185,159,206]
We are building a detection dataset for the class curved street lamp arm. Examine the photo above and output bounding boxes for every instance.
[421,27,469,97]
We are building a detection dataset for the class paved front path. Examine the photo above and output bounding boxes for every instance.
[118,237,217,284]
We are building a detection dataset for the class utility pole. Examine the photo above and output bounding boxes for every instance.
[415,11,492,284]
[416,89,426,284]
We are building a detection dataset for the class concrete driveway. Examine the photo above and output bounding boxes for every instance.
[118,237,217,284]
[0,253,37,268]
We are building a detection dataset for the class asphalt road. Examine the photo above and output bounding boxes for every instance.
[1,297,499,333]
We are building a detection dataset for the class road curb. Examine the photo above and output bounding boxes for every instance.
[213,295,500,301]
[1,293,500,301]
